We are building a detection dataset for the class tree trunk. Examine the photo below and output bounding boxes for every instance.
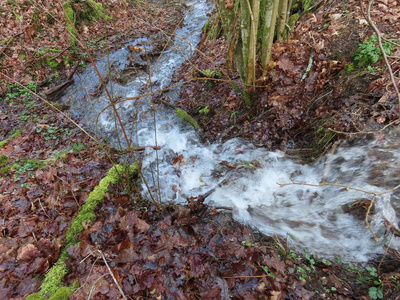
[213,0,290,104]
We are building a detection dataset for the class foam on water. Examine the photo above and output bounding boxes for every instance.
[61,0,400,261]
[140,125,400,261]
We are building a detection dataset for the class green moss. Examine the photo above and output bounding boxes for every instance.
[49,286,75,300]
[65,164,136,244]
[45,56,60,70]
[28,278,78,300]
[63,3,76,43]
[203,20,210,33]
[243,92,254,107]
[27,164,137,299]
[302,0,317,11]
[0,163,19,176]
[0,154,8,166]
[39,256,70,296]
[86,0,110,20]
[199,69,222,79]
[288,13,300,28]
[63,3,75,24]
[0,130,21,148]
[175,108,200,130]
[26,294,44,300]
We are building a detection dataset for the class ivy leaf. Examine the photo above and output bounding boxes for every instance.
[369,287,383,299]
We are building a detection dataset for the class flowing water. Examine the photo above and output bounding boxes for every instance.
[61,0,400,262]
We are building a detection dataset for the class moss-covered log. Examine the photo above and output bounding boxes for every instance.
[27,164,137,300]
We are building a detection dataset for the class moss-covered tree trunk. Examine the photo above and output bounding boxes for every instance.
[214,0,291,105]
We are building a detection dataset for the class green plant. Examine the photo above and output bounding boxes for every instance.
[241,241,255,247]
[297,266,308,280]
[261,266,276,278]
[288,249,299,261]
[36,126,73,141]
[4,82,36,102]
[16,159,46,174]
[345,262,362,274]
[0,131,20,150]
[366,266,378,277]
[198,69,222,87]
[25,102,38,109]
[230,111,238,120]
[367,65,379,75]
[369,285,383,299]
[303,249,316,268]
[0,154,9,167]
[321,258,332,266]
[198,106,210,115]
[353,35,396,67]
[20,114,30,121]
[70,142,85,152]
[0,163,19,176]
[302,0,317,11]
[199,69,222,79]
[360,266,384,299]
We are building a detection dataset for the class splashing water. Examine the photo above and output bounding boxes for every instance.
[61,0,400,261]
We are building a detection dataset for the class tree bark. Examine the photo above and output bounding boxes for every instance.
[213,0,289,101]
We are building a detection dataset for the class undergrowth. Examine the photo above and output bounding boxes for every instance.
[353,34,396,67]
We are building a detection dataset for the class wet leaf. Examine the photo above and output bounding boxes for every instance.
[277,57,295,72]
[18,244,41,261]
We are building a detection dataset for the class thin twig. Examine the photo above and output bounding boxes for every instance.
[365,195,378,241]
[364,0,400,110]
[88,274,108,300]
[224,275,270,279]
[328,118,400,135]
[97,250,128,300]
[279,178,400,240]
[38,198,52,219]
[215,206,233,210]
[378,233,394,276]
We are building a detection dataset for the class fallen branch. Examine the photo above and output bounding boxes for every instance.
[196,164,245,201]
[121,145,162,153]
[44,63,79,101]
[214,206,233,210]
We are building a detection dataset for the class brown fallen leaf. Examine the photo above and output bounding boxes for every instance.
[135,218,151,232]
[18,243,41,261]
[277,57,295,72]
[34,257,50,274]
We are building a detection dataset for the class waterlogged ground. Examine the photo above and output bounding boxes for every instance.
[1,0,400,299]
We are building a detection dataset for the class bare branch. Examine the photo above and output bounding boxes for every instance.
[364,0,400,110]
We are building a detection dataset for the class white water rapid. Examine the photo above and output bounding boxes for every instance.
[61,0,400,262]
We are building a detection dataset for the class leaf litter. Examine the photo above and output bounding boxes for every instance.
[175,0,400,157]
[1,0,400,299]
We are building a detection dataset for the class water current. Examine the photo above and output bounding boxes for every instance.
[61,0,400,262]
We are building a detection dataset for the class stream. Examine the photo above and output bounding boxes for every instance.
[61,0,400,262]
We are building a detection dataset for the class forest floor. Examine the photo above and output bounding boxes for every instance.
[1,0,400,299]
